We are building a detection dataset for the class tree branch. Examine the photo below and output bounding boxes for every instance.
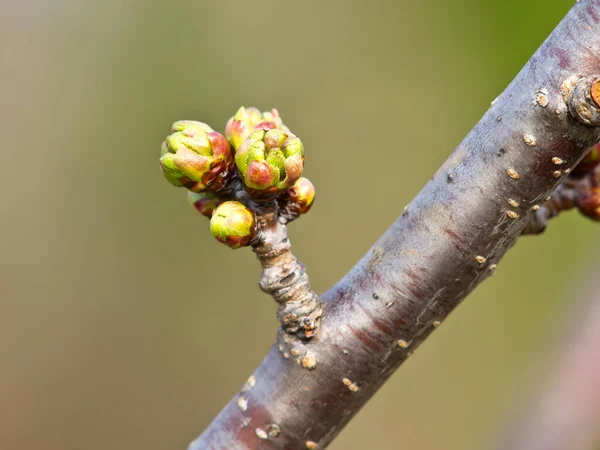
[250,199,323,341]
[191,2,600,448]
[522,156,599,234]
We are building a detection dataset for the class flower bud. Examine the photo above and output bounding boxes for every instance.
[225,106,290,151]
[187,191,223,218]
[159,121,233,192]
[209,201,257,249]
[235,129,304,196]
[579,187,600,220]
[278,177,316,221]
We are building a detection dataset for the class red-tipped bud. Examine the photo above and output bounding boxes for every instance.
[187,192,223,218]
[235,129,304,198]
[278,177,316,222]
[579,187,600,221]
[159,121,233,192]
[225,106,290,151]
[209,201,258,249]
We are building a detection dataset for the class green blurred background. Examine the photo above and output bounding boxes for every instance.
[1,0,597,449]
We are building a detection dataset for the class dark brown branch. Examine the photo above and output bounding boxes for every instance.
[493,261,600,450]
[251,202,322,340]
[522,163,599,234]
[191,2,600,448]
[220,177,323,340]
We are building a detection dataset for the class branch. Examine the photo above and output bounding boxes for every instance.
[250,197,323,341]
[190,2,600,448]
[493,259,600,450]
[522,152,600,234]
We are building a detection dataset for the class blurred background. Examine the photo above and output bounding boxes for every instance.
[1,0,597,449]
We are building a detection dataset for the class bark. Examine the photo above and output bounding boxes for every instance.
[493,259,600,450]
[191,2,600,448]
[251,201,323,341]
[522,163,600,234]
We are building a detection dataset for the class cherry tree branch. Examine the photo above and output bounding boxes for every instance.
[191,2,600,448]
[250,199,323,341]
[522,159,599,234]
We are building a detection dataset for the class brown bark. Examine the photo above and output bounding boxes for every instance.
[191,2,600,448]
[522,163,600,234]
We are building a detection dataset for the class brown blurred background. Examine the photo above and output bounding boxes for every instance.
[1,0,597,449]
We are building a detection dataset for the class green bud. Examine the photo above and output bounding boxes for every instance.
[579,187,600,221]
[235,129,305,196]
[209,201,257,249]
[187,191,223,218]
[225,106,290,151]
[159,121,233,192]
[278,177,316,221]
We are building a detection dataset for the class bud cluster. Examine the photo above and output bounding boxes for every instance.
[235,129,304,196]
[159,106,316,248]
[225,107,290,151]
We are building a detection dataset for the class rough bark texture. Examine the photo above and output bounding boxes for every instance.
[522,163,600,234]
[252,203,323,340]
[191,2,600,448]
[494,260,600,450]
